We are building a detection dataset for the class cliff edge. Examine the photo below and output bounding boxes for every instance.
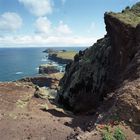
[57,3,140,125]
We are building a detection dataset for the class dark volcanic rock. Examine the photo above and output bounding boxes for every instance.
[43,48,75,64]
[19,76,51,87]
[57,36,112,112]
[57,2,140,116]
[43,48,56,53]
[48,53,73,64]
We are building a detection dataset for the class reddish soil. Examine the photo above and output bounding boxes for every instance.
[0,82,93,140]
[0,82,139,140]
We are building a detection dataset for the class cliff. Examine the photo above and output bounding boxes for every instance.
[48,51,77,64]
[39,64,59,74]
[57,3,140,124]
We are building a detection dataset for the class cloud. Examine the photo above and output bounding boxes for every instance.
[56,21,72,35]
[35,17,52,34]
[0,14,98,47]
[0,12,22,32]
[35,17,72,36]
[18,0,52,16]
[0,34,97,47]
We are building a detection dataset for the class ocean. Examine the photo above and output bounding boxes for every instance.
[0,47,86,82]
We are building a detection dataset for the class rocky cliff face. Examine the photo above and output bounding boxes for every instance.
[57,36,112,111]
[57,2,140,121]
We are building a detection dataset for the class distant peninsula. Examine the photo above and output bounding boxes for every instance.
[43,48,77,64]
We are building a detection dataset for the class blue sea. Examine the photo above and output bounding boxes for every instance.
[0,47,86,82]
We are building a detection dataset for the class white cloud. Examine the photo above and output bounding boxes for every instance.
[56,21,72,35]
[35,17,72,36]
[0,34,97,47]
[18,0,52,16]
[35,17,52,34]
[0,15,98,47]
[0,12,22,32]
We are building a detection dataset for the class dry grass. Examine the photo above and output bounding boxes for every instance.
[55,51,76,60]
[109,12,140,27]
[109,2,140,27]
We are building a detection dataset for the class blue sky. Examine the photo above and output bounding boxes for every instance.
[0,0,139,47]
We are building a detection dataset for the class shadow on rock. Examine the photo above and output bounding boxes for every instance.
[46,109,69,118]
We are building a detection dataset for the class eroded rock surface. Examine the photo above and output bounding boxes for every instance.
[39,64,59,74]
[57,2,140,122]
[19,73,64,89]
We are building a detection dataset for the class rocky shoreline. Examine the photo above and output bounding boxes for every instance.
[39,64,60,74]
[16,49,76,89]
[44,49,77,64]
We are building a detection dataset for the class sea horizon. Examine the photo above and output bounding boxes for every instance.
[0,47,87,82]
[0,46,88,49]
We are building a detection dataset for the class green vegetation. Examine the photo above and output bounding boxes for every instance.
[109,2,140,27]
[114,128,126,140]
[102,126,126,140]
[102,125,114,140]
[55,51,77,60]
[102,131,115,140]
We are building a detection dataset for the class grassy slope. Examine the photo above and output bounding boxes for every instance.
[108,2,140,27]
[55,51,77,60]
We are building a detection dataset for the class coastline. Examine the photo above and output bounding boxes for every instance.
[0,47,83,82]
[0,2,140,139]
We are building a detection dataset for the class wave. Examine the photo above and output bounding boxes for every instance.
[41,58,47,62]
[15,72,23,75]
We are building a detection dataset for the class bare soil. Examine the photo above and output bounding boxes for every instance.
[0,82,139,140]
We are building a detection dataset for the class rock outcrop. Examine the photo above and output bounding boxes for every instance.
[43,48,76,64]
[43,48,66,53]
[48,51,77,64]
[39,64,59,74]
[57,1,140,124]
[19,73,64,89]
[34,86,57,99]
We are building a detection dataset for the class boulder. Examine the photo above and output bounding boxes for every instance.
[34,86,50,99]
[34,86,57,99]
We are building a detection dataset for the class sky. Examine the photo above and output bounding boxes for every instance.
[0,0,139,47]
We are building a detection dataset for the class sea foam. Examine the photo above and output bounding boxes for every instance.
[15,72,23,75]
